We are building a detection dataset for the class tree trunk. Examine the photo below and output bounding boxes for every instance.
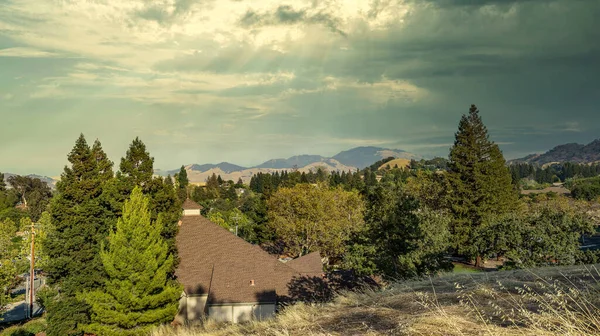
[475,255,482,268]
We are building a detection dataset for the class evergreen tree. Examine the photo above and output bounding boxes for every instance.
[79,187,182,336]
[235,177,244,188]
[446,105,519,266]
[45,134,115,336]
[176,166,189,200]
[0,172,5,191]
[109,139,181,275]
[119,137,154,188]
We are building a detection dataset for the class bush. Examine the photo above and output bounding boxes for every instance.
[35,285,58,310]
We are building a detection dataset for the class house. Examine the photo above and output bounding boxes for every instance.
[175,199,323,324]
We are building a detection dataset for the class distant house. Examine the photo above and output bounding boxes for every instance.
[175,199,323,324]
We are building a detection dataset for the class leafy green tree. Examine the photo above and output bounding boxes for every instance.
[6,175,53,221]
[0,227,18,314]
[365,180,452,278]
[267,183,365,263]
[483,199,594,268]
[44,135,115,336]
[207,208,255,242]
[446,105,519,266]
[78,187,182,336]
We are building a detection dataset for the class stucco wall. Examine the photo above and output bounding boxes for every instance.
[176,294,208,323]
[207,304,276,323]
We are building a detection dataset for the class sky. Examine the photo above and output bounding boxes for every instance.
[1,0,599,176]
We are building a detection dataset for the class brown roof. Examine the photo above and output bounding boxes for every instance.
[176,215,299,304]
[182,199,203,210]
[285,252,323,276]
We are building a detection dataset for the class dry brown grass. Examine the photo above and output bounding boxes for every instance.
[152,264,600,336]
[378,159,411,171]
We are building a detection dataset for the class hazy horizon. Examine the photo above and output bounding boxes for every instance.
[1,0,599,176]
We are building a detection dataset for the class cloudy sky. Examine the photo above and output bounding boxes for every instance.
[1,0,599,176]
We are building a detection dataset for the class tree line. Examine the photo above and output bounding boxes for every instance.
[509,162,600,185]
[186,104,597,277]
[2,104,597,335]
[1,136,188,335]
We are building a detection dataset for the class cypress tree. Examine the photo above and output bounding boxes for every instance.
[79,187,182,336]
[176,166,189,201]
[45,135,115,336]
[0,172,5,191]
[446,105,518,266]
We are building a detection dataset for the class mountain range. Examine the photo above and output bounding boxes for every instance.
[509,139,600,166]
[154,146,420,183]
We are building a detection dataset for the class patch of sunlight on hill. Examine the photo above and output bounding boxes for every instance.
[379,158,411,170]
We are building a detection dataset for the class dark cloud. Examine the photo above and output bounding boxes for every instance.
[136,0,207,25]
[239,5,346,36]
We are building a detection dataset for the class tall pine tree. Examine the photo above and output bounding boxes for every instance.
[79,187,182,336]
[446,105,518,266]
[176,165,189,201]
[45,135,115,336]
[105,138,181,275]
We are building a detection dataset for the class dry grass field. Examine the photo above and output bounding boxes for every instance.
[152,264,600,336]
[379,158,411,171]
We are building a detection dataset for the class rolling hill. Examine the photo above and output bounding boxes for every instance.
[157,146,420,183]
[332,146,419,169]
[378,158,411,170]
[510,139,600,165]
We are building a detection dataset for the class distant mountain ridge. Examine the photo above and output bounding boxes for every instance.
[2,172,58,189]
[155,146,421,183]
[509,139,600,165]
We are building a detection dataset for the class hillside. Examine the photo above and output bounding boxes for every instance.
[254,155,327,169]
[378,158,411,170]
[510,139,600,165]
[332,146,419,169]
[152,264,600,336]
[156,146,420,183]
[174,159,357,184]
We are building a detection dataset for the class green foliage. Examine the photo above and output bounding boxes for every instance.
[483,199,595,268]
[1,218,20,314]
[36,285,59,310]
[446,105,519,264]
[6,175,53,221]
[46,296,90,336]
[267,183,365,263]
[365,180,452,278]
[44,135,115,335]
[78,187,182,336]
[174,166,189,201]
[207,208,255,242]
[566,176,600,201]
[119,137,153,187]
[0,318,47,336]
[103,138,181,274]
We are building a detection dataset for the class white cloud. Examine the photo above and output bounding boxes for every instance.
[0,47,62,58]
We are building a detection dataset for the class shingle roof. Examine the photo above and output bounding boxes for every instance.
[285,252,323,276]
[182,199,203,210]
[175,215,299,304]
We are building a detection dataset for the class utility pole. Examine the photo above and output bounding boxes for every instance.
[28,221,35,319]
